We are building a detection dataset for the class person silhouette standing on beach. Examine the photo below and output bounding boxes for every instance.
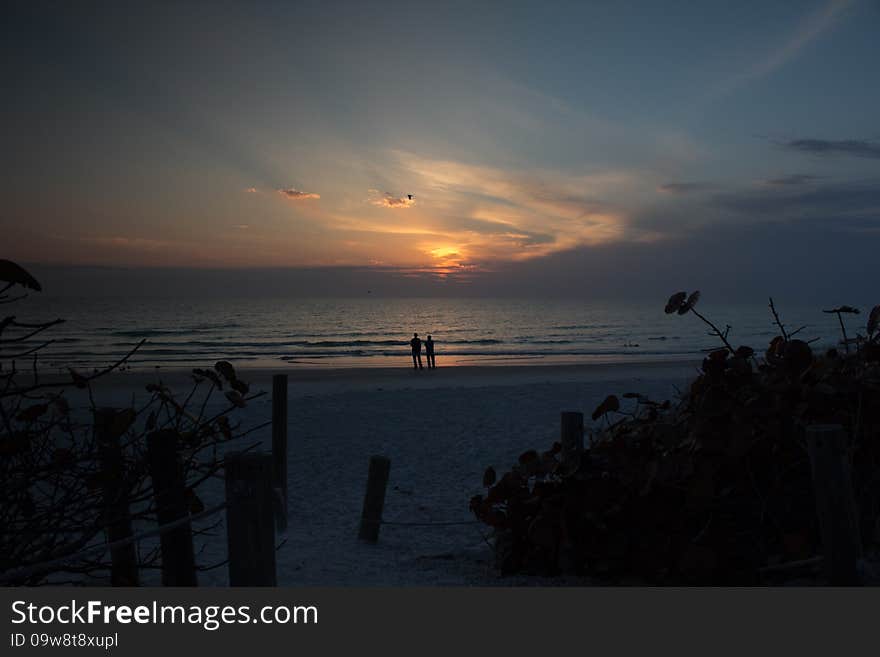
[425,334,436,369]
[410,332,423,370]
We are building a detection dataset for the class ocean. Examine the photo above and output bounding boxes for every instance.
[9,295,857,371]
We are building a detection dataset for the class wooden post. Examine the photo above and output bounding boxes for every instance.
[358,455,390,543]
[272,374,288,531]
[147,429,197,586]
[95,408,139,586]
[560,411,584,471]
[225,452,277,586]
[805,424,861,585]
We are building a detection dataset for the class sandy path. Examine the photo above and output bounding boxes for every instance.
[141,364,693,585]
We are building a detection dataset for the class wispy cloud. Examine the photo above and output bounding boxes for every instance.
[353,152,637,267]
[711,0,853,99]
[780,138,880,159]
[83,236,171,250]
[763,173,824,186]
[658,182,717,194]
[278,188,321,200]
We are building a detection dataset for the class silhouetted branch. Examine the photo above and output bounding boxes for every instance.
[689,308,735,354]
[768,297,789,341]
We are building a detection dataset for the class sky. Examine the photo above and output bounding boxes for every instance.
[3,0,879,299]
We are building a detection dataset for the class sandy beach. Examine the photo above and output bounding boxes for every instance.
[79,359,698,585]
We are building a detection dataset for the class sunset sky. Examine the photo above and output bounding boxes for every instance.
[3,0,879,297]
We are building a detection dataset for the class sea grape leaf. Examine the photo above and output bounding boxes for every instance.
[217,416,232,440]
[214,360,236,382]
[592,395,620,421]
[678,290,701,315]
[0,259,42,291]
[194,367,223,388]
[665,291,687,314]
[867,305,880,335]
[108,408,136,439]
[52,397,70,416]
[16,404,48,422]
[231,379,250,395]
[224,390,246,408]
[187,488,205,514]
[52,448,74,466]
[68,367,88,389]
[0,432,30,455]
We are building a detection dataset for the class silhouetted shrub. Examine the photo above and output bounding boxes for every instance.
[471,294,880,584]
[0,260,266,584]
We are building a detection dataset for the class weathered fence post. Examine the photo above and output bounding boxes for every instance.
[805,424,861,585]
[272,374,288,531]
[558,412,584,573]
[147,429,197,586]
[95,408,139,586]
[225,452,277,586]
[560,411,584,471]
[358,455,391,543]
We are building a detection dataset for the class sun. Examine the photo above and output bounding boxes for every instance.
[428,245,463,260]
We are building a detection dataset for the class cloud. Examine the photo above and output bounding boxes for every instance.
[763,174,823,186]
[658,182,717,194]
[83,236,170,250]
[780,139,880,159]
[306,153,646,275]
[711,0,853,99]
[710,179,880,219]
[446,217,556,246]
[393,151,632,256]
[628,176,880,250]
[278,188,320,200]
[371,191,416,209]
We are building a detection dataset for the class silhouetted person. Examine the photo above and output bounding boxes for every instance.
[410,332,423,370]
[425,334,436,369]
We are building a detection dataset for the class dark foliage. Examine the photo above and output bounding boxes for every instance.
[471,295,880,583]
[1,261,266,584]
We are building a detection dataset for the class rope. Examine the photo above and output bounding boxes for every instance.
[0,501,229,584]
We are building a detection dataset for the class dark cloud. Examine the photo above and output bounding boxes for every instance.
[781,139,880,159]
[278,188,320,200]
[711,179,880,217]
[658,182,717,194]
[763,174,823,186]
[483,217,880,304]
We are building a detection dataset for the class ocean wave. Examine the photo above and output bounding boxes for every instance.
[110,324,241,337]
[277,348,704,358]
[108,338,506,348]
[519,339,574,345]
